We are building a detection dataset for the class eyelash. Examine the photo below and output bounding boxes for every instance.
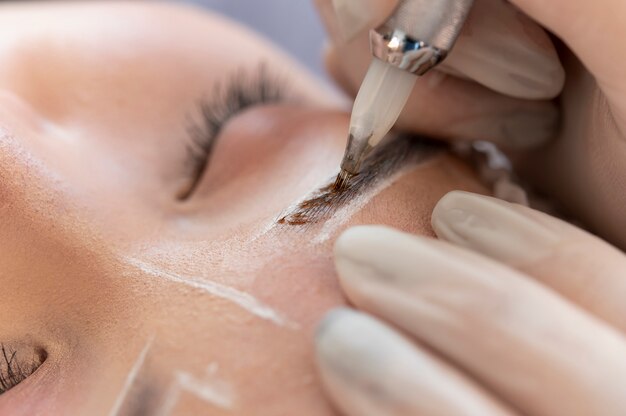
[0,344,45,395]
[179,64,286,200]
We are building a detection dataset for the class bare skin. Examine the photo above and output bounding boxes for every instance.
[0,2,486,415]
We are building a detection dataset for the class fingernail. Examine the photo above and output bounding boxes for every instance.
[432,191,560,266]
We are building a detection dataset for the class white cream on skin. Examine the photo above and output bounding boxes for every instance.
[125,257,296,328]
[250,175,336,243]
[159,363,235,414]
[108,336,155,416]
[312,169,408,244]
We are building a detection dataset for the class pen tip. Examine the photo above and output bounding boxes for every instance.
[333,169,354,191]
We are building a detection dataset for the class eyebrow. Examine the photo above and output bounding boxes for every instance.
[277,133,444,226]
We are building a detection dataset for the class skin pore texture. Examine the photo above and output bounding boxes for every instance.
[0,2,487,415]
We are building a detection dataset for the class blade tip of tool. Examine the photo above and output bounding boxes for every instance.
[333,169,354,191]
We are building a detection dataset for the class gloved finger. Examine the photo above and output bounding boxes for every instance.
[433,191,626,334]
[315,308,516,416]
[443,0,564,99]
[315,0,564,100]
[508,0,626,84]
[507,0,626,119]
[334,225,626,416]
[326,45,558,149]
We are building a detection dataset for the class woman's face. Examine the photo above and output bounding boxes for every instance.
[0,3,485,415]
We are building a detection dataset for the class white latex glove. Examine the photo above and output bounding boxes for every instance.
[315,0,626,250]
[316,191,626,416]
[315,0,566,148]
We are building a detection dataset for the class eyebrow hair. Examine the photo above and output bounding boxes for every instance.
[277,134,444,226]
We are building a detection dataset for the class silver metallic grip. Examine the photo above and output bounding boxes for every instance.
[370,0,474,75]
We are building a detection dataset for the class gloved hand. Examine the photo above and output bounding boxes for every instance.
[315,0,626,248]
[316,191,626,416]
[314,0,565,148]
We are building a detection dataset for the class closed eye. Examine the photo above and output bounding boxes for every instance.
[0,343,47,395]
[178,64,287,200]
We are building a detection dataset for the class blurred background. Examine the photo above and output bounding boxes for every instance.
[182,0,328,77]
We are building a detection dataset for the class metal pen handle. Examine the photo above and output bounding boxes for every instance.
[370,0,475,75]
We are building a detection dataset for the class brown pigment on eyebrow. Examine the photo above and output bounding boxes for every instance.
[277,182,351,226]
[277,134,444,226]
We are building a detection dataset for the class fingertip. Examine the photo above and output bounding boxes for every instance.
[315,299,518,416]
[334,225,423,302]
[315,307,357,343]
[447,0,565,100]
[432,191,482,241]
[334,225,397,258]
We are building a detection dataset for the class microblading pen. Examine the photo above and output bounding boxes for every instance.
[335,0,475,189]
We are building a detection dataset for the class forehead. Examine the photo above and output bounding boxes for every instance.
[0,2,330,98]
[0,3,291,111]
[0,2,312,225]
[0,2,331,208]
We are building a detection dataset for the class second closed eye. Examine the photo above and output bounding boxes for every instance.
[0,343,47,396]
